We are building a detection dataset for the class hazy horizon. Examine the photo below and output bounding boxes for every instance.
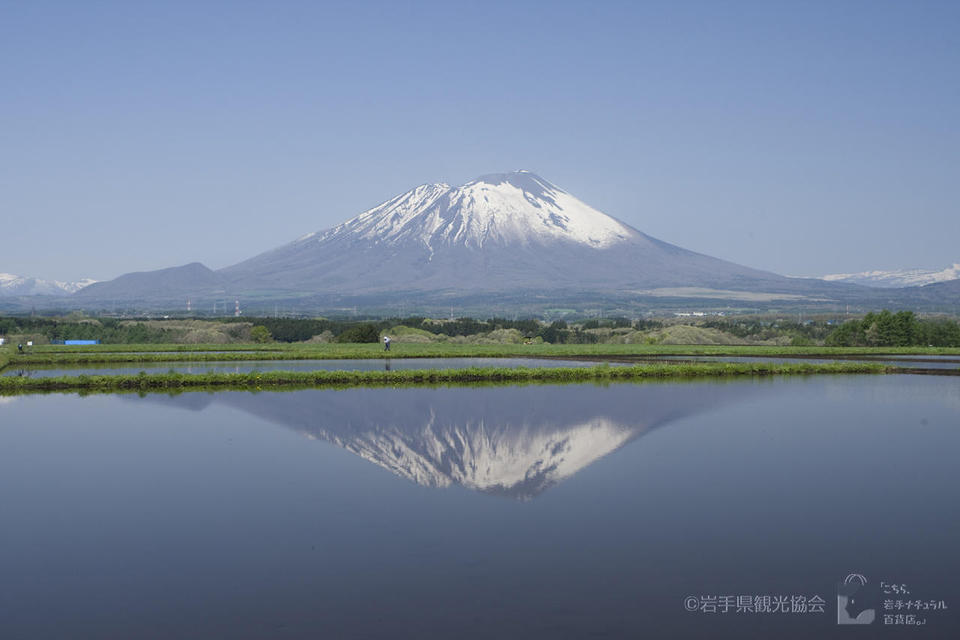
[2,1,958,282]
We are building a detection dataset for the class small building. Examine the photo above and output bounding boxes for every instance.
[64,339,101,345]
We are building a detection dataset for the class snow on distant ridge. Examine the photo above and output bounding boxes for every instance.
[0,273,97,296]
[813,263,960,288]
[307,170,635,252]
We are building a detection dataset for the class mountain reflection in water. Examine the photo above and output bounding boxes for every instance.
[136,383,757,499]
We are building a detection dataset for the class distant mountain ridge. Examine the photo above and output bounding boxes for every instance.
[816,263,960,288]
[76,262,223,300]
[0,272,96,297]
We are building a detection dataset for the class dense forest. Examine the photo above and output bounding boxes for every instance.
[0,316,171,343]
[824,311,960,347]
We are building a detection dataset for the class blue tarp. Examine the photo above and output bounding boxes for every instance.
[64,340,100,345]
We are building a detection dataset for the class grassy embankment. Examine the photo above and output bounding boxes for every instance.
[0,360,890,394]
[9,342,960,367]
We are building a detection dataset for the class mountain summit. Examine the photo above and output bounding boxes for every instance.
[314,170,635,251]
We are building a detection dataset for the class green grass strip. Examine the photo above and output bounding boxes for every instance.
[0,361,890,395]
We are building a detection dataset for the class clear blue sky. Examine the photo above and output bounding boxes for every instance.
[2,0,958,281]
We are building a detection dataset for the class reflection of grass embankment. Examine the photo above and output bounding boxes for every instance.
[0,361,890,395]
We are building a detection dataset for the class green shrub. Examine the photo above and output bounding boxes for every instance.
[336,324,380,343]
[250,326,273,343]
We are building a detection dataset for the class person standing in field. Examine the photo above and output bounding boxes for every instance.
[383,335,391,351]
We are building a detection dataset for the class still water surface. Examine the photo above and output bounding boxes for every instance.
[641,354,960,370]
[1,376,957,638]
[0,357,606,378]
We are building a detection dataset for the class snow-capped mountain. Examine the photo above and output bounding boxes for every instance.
[216,170,812,298]
[819,263,960,288]
[0,273,96,297]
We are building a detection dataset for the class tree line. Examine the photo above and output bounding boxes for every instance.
[824,311,960,347]
[0,317,168,343]
[3,312,958,346]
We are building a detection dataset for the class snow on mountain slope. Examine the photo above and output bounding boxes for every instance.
[314,171,635,251]
[62,278,99,292]
[0,273,97,296]
[819,263,960,288]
